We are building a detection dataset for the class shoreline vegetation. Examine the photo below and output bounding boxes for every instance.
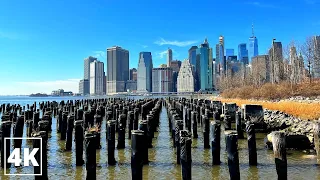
[216,81,320,120]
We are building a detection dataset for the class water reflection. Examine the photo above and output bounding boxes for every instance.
[0,96,320,179]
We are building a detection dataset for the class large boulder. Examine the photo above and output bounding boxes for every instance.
[265,131,313,150]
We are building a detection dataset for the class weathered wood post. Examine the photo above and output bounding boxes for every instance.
[236,111,244,139]
[13,116,24,148]
[225,131,240,180]
[33,111,40,131]
[26,120,34,137]
[138,120,149,164]
[74,120,84,166]
[128,111,134,139]
[272,131,287,180]
[224,115,232,130]
[85,132,96,180]
[117,114,126,149]
[1,121,12,168]
[314,122,320,164]
[175,120,184,164]
[202,115,210,149]
[60,112,68,140]
[133,108,140,130]
[131,130,145,180]
[107,120,117,165]
[211,120,221,165]
[180,130,192,180]
[57,110,62,133]
[33,131,48,180]
[191,111,198,138]
[66,115,75,150]
[246,121,257,166]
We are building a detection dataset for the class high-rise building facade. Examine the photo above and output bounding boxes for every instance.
[170,60,181,92]
[167,48,172,67]
[177,59,195,92]
[82,56,97,95]
[313,35,320,78]
[238,43,249,64]
[137,52,153,92]
[188,46,198,67]
[196,38,213,91]
[269,41,283,83]
[216,35,225,75]
[248,25,259,64]
[79,79,90,96]
[90,60,105,95]
[252,55,271,85]
[129,68,137,81]
[226,49,234,58]
[152,67,173,93]
[106,46,129,93]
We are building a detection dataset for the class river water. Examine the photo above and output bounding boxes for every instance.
[0,96,319,180]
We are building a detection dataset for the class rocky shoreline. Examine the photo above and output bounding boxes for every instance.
[263,109,317,150]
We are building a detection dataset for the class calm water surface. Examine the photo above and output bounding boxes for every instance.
[0,96,319,180]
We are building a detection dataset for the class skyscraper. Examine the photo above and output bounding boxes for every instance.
[196,38,213,91]
[177,59,195,92]
[269,41,283,83]
[226,49,234,59]
[84,56,97,80]
[248,24,259,64]
[238,43,249,64]
[90,60,105,95]
[81,56,97,95]
[129,68,137,81]
[137,52,153,92]
[167,48,172,67]
[152,67,173,93]
[313,35,320,78]
[216,35,225,75]
[170,60,181,92]
[106,46,129,93]
[188,46,198,67]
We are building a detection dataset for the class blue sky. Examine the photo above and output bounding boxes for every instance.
[0,0,319,95]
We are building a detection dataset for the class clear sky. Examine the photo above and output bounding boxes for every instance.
[0,0,319,95]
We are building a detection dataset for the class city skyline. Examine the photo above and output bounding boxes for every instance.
[0,0,319,95]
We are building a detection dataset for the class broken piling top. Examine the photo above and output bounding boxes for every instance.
[222,103,237,115]
[241,104,264,121]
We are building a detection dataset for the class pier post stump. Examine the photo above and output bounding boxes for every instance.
[117,114,126,149]
[225,131,240,180]
[224,114,232,130]
[60,112,68,140]
[107,120,117,165]
[272,131,287,180]
[33,131,48,180]
[131,130,145,180]
[203,115,210,149]
[180,130,192,180]
[191,111,198,138]
[85,132,96,180]
[74,120,84,166]
[211,120,221,165]
[13,116,24,148]
[1,121,12,168]
[246,121,257,166]
[138,120,149,164]
[66,115,75,151]
[128,111,134,139]
[175,120,184,164]
[236,111,244,139]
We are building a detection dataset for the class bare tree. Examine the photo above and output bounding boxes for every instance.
[301,36,315,83]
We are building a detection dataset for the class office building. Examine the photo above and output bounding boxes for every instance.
[106,46,129,93]
[196,38,213,91]
[269,41,283,83]
[252,55,271,85]
[314,36,320,78]
[126,80,137,92]
[167,48,172,67]
[82,56,97,94]
[79,79,89,95]
[137,52,153,92]
[152,67,173,93]
[238,43,249,64]
[188,46,198,68]
[216,35,225,75]
[90,60,105,95]
[248,24,259,64]
[129,68,137,81]
[177,59,195,92]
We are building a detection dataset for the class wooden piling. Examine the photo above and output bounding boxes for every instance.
[211,120,221,165]
[180,130,192,180]
[33,131,48,180]
[131,130,145,180]
[272,131,287,180]
[66,115,75,150]
[107,120,117,165]
[85,132,96,180]
[1,121,12,168]
[246,121,257,166]
[74,120,84,166]
[225,131,240,180]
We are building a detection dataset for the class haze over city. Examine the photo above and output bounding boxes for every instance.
[0,0,319,95]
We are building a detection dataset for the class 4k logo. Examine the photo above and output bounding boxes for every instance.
[4,137,43,176]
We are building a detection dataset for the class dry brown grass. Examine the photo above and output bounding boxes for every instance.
[221,80,320,100]
[212,97,320,120]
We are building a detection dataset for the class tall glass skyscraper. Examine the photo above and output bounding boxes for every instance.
[238,43,248,64]
[188,46,198,67]
[137,52,153,92]
[196,38,213,91]
[248,24,259,64]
